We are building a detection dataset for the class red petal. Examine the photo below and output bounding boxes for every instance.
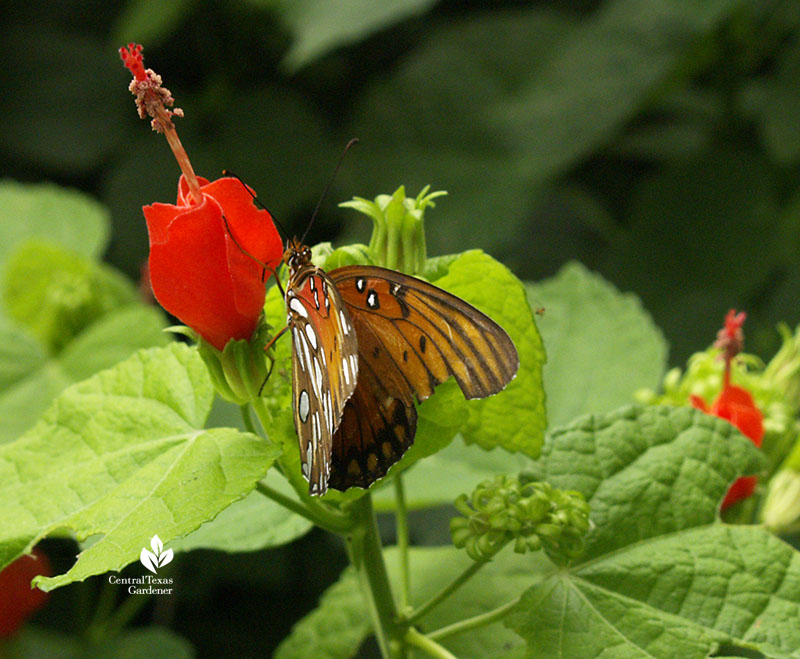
[689,394,709,412]
[721,475,757,510]
[711,385,764,445]
[144,194,258,350]
[0,549,50,638]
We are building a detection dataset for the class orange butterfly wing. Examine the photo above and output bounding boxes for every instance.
[326,265,519,490]
[286,265,359,495]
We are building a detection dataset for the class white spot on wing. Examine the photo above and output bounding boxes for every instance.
[298,389,310,422]
[305,323,318,350]
[290,297,308,318]
[339,309,349,334]
[342,356,350,384]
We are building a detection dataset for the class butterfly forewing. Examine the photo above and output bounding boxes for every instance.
[330,265,519,403]
[286,266,358,495]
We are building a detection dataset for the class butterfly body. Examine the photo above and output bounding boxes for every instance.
[283,239,519,495]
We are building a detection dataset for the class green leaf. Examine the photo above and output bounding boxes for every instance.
[111,0,194,50]
[0,30,126,173]
[276,546,539,659]
[274,561,370,659]
[507,525,800,658]
[169,485,312,553]
[3,242,138,352]
[0,344,280,589]
[0,305,169,444]
[8,625,194,659]
[502,405,800,658]
[432,251,546,457]
[534,405,765,558]
[340,9,576,259]
[503,0,745,182]
[527,262,667,428]
[275,0,437,70]
[0,181,110,269]
[744,34,800,164]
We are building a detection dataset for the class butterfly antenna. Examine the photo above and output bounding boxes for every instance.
[222,169,290,240]
[299,137,359,245]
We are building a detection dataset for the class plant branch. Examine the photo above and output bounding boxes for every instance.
[395,474,411,611]
[404,627,457,659]
[345,494,403,658]
[427,595,521,642]
[404,560,486,625]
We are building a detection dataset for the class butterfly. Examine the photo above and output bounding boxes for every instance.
[280,237,519,495]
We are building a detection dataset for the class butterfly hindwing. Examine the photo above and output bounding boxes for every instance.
[287,266,358,495]
[328,357,417,491]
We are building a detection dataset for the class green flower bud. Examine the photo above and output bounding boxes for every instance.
[449,474,591,563]
[761,438,800,534]
[763,323,800,416]
[196,319,272,405]
[339,186,446,275]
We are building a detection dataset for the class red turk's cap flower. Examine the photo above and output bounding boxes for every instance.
[691,309,764,510]
[144,175,283,350]
[0,549,51,638]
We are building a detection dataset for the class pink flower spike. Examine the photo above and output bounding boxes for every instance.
[715,309,746,364]
[119,43,146,81]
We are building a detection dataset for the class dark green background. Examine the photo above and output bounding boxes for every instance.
[3,0,799,655]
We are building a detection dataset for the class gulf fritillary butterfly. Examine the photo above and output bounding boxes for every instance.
[281,237,519,495]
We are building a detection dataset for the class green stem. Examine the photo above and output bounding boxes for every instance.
[395,475,411,611]
[404,560,486,625]
[404,627,457,659]
[239,404,258,435]
[427,596,521,642]
[247,400,353,534]
[255,480,351,533]
[345,494,403,658]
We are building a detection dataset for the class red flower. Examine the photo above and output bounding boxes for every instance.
[143,175,283,350]
[690,309,764,510]
[0,549,51,637]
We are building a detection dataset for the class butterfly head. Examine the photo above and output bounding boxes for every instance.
[284,237,312,273]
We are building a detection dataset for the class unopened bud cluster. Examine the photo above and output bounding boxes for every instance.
[450,474,590,563]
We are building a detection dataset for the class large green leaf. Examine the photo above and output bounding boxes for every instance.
[0,344,280,590]
[503,0,745,182]
[0,305,168,444]
[0,180,110,269]
[170,484,312,553]
[434,251,546,457]
[527,262,667,428]
[275,0,438,70]
[0,30,126,173]
[504,405,800,658]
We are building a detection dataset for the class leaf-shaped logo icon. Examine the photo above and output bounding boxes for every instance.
[140,547,159,574]
[139,535,173,574]
[158,548,174,568]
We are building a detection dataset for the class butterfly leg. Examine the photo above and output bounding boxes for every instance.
[257,325,289,396]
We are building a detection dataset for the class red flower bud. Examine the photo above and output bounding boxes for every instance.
[0,549,50,638]
[143,175,283,350]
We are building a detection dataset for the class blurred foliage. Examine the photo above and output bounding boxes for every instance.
[4,0,800,654]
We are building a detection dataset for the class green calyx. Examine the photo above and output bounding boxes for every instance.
[197,320,273,405]
[339,185,446,275]
[450,474,590,563]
